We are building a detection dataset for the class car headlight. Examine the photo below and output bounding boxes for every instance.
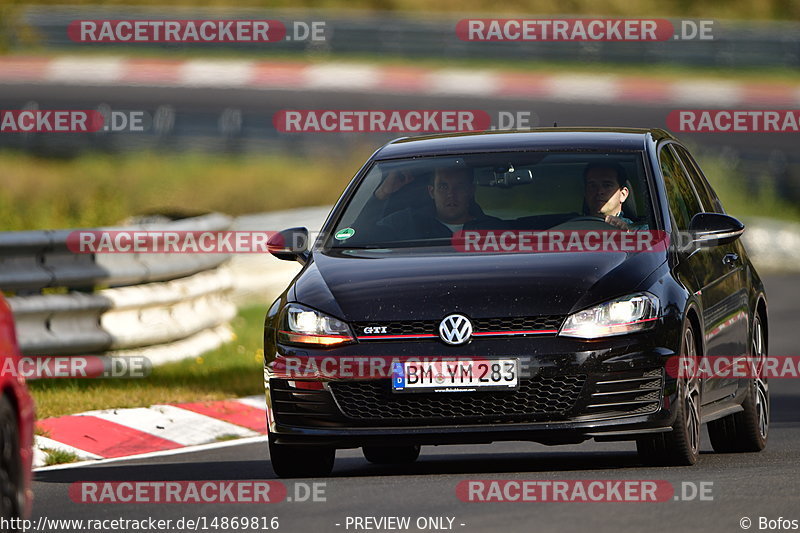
[277,303,354,347]
[559,293,660,339]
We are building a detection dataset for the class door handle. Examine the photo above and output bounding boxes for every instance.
[722,253,739,267]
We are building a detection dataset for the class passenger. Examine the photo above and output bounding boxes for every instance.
[583,162,642,230]
[357,165,505,242]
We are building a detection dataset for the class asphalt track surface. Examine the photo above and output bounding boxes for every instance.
[0,83,796,163]
[32,273,800,533]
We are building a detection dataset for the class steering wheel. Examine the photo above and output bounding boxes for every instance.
[549,215,619,230]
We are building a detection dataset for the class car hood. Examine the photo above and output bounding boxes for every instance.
[292,250,666,321]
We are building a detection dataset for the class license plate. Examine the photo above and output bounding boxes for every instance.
[391,359,519,393]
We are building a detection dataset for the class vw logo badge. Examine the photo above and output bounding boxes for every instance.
[438,314,473,345]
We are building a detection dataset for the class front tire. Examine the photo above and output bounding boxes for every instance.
[708,315,769,453]
[0,395,23,526]
[268,437,335,478]
[637,324,702,466]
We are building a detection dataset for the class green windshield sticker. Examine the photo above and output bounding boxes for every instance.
[335,228,356,240]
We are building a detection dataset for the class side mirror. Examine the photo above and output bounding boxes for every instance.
[267,227,310,264]
[688,213,745,247]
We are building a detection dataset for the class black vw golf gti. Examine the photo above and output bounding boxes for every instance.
[263,128,768,477]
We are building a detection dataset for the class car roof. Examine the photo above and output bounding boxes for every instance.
[374,127,676,159]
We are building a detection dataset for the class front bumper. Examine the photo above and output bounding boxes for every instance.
[264,329,681,448]
[267,413,675,448]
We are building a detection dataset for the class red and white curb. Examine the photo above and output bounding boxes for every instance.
[33,395,267,469]
[1,55,799,106]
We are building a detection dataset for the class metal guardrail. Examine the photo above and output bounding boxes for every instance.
[1,213,237,361]
[10,8,800,68]
[8,292,112,356]
[0,213,232,293]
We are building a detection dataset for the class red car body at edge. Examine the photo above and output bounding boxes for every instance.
[0,293,35,520]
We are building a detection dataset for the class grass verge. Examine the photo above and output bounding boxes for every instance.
[41,448,79,466]
[29,305,267,420]
[699,158,800,221]
[215,434,243,442]
[0,149,367,231]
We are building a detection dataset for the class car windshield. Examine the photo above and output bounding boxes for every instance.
[326,151,654,251]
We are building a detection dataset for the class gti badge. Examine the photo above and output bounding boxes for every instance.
[438,314,473,345]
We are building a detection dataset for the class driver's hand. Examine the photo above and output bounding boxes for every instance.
[375,170,414,201]
[604,215,631,230]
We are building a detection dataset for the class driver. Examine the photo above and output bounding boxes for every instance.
[583,162,641,230]
[357,164,505,242]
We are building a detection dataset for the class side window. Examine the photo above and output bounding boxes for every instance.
[673,145,725,213]
[660,145,702,231]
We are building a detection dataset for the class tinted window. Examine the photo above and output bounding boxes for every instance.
[660,145,702,231]
[673,145,725,213]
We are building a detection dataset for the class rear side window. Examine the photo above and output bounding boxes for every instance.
[660,145,702,231]
[672,145,725,213]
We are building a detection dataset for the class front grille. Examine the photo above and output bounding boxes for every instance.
[353,320,433,336]
[576,368,663,420]
[271,368,663,429]
[473,316,565,332]
[328,375,586,425]
[353,315,564,339]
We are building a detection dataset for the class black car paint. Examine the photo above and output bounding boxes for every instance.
[263,128,767,448]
